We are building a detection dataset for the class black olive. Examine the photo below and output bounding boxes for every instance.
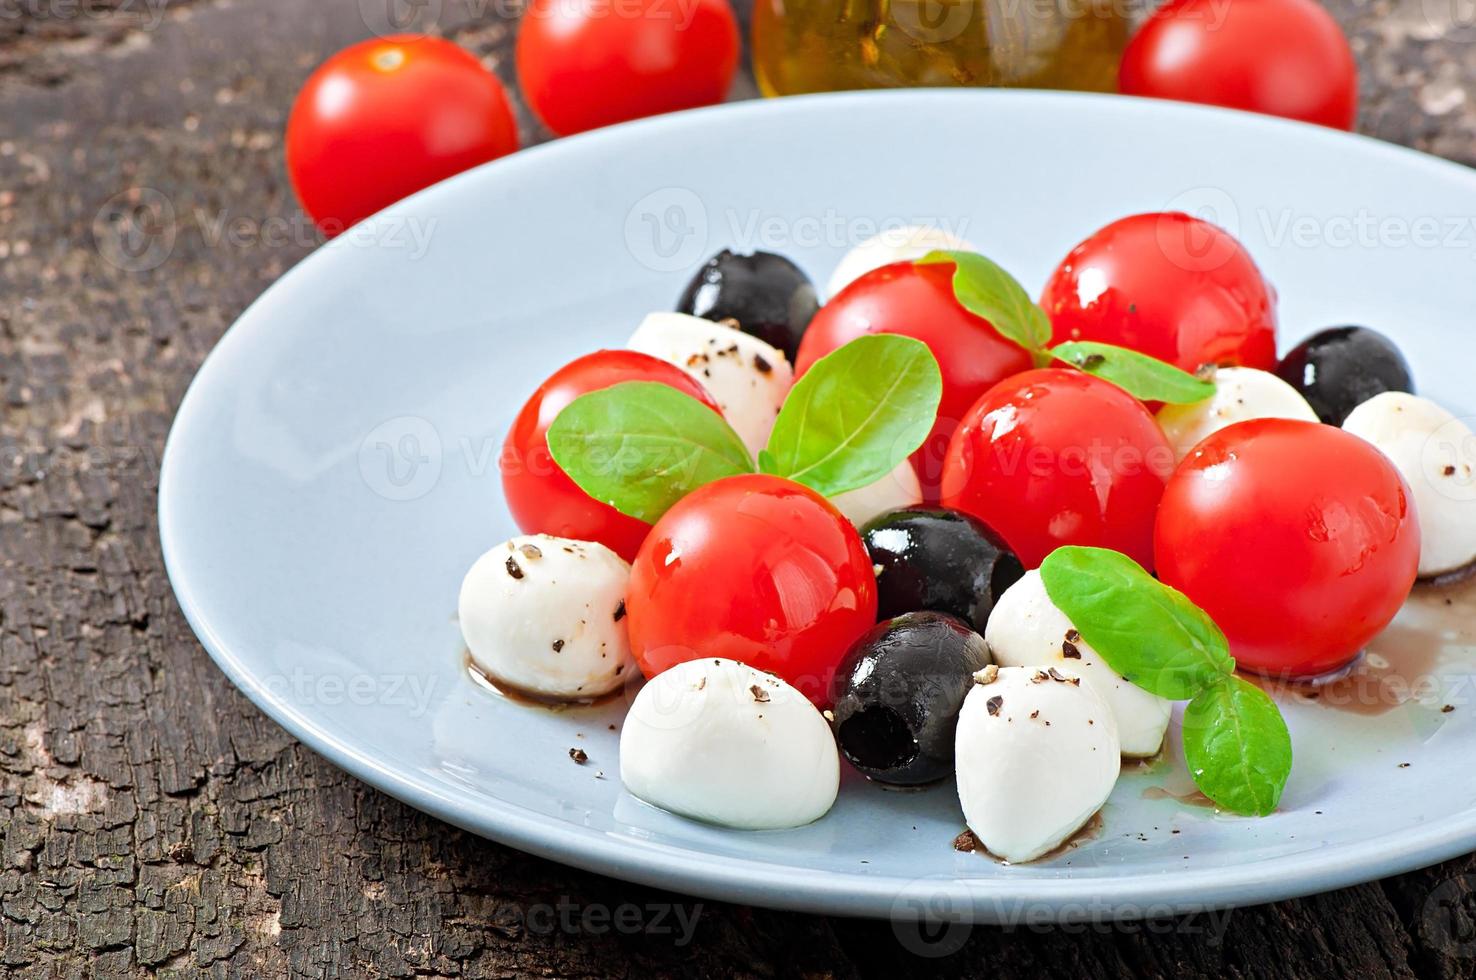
[676,249,818,363]
[1275,326,1414,426]
[861,508,1025,634]
[829,612,990,785]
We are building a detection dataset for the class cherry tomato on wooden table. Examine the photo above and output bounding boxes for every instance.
[287,35,519,235]
[627,474,879,706]
[1120,0,1358,130]
[796,261,1036,499]
[1040,212,1278,374]
[501,350,721,562]
[1155,418,1420,678]
[940,369,1175,570]
[516,0,740,136]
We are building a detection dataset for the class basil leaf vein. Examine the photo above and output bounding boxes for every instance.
[1049,341,1215,404]
[547,381,754,524]
[761,334,941,497]
[917,250,1052,356]
[1183,675,1293,816]
[1039,546,1233,700]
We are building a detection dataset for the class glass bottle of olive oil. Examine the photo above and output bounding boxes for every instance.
[752,0,1137,96]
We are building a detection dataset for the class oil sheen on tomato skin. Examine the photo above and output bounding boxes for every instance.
[1039,212,1279,373]
[941,369,1175,570]
[795,261,1035,501]
[625,474,878,707]
[1154,418,1420,678]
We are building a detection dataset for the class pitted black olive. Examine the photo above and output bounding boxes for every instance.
[676,249,818,362]
[830,612,991,785]
[1275,326,1414,426]
[861,508,1025,634]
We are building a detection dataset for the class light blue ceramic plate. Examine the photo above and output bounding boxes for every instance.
[159,90,1476,923]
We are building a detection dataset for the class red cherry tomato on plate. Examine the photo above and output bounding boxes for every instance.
[501,350,721,562]
[1155,418,1419,678]
[796,261,1036,499]
[1040,212,1278,374]
[516,0,740,136]
[940,369,1174,570]
[627,474,878,706]
[287,35,519,235]
[1120,0,1358,130]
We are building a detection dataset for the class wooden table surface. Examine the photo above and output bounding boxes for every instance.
[3,1,1476,976]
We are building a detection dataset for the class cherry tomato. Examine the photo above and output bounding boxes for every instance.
[796,261,1036,499]
[940,369,1174,570]
[1155,418,1419,678]
[501,351,721,562]
[516,0,740,136]
[627,474,879,706]
[287,36,519,235]
[1120,0,1357,130]
[1040,212,1278,374]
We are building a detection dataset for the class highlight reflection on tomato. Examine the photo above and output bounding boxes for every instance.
[1040,212,1278,373]
[796,261,1035,499]
[501,351,721,562]
[940,369,1174,570]
[1155,418,1420,678]
[1120,0,1358,130]
[626,474,878,706]
[287,35,518,235]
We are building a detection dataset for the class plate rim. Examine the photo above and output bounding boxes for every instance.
[159,87,1476,922]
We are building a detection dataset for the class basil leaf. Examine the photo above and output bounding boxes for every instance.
[760,334,941,497]
[547,381,754,524]
[1050,341,1215,404]
[917,250,1052,357]
[1183,675,1293,816]
[1039,547,1234,700]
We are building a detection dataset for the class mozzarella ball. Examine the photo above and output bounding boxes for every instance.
[955,665,1120,863]
[458,535,634,700]
[985,570,1170,757]
[830,461,923,528]
[628,312,794,458]
[827,225,975,296]
[620,659,839,830]
[1343,392,1476,578]
[1156,367,1319,461]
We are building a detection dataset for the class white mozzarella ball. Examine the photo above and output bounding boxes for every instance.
[955,665,1120,863]
[628,312,794,458]
[827,225,975,297]
[458,535,634,701]
[620,659,839,830]
[1156,367,1318,461]
[829,461,923,528]
[985,570,1170,757]
[1342,391,1476,578]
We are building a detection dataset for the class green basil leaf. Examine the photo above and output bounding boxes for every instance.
[917,250,1052,357]
[547,381,754,524]
[1039,546,1234,700]
[760,334,941,497]
[1050,341,1215,404]
[1182,675,1293,816]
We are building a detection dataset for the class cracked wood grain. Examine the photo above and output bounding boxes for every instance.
[1,0,1475,977]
